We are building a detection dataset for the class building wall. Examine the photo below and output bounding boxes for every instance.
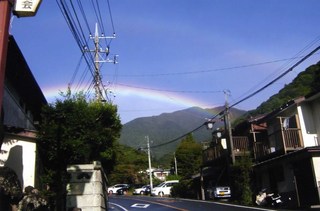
[0,137,36,190]
[312,157,320,202]
[311,98,320,145]
[277,163,295,193]
[297,104,318,147]
[3,85,35,130]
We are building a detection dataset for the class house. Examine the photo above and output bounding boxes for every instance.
[250,93,320,209]
[0,36,47,190]
[199,121,250,200]
[199,92,320,209]
[145,168,171,181]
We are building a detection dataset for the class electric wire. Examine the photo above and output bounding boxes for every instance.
[69,54,84,86]
[232,37,320,105]
[57,0,96,81]
[90,0,104,34]
[77,0,92,34]
[229,45,320,108]
[150,45,320,149]
[107,0,116,35]
[117,83,223,94]
[112,54,320,78]
[94,0,106,34]
[57,0,117,102]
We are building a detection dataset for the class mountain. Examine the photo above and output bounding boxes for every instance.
[119,106,246,159]
[119,60,320,160]
[250,61,320,116]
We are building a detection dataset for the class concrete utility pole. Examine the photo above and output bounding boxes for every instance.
[146,136,153,193]
[224,90,235,164]
[174,152,178,175]
[88,23,116,101]
[0,0,12,115]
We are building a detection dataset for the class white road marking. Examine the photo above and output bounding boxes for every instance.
[131,203,150,208]
[109,202,129,211]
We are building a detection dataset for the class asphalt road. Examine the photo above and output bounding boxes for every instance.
[108,195,276,211]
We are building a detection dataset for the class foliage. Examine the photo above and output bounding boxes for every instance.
[233,61,320,129]
[107,144,148,185]
[250,61,320,116]
[230,156,253,205]
[37,92,121,209]
[166,174,181,181]
[171,178,196,199]
[0,166,22,209]
[119,107,245,160]
[175,134,202,179]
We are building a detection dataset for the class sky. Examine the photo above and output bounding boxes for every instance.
[9,0,320,123]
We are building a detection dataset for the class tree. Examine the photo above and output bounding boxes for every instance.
[37,92,121,210]
[175,134,202,179]
[230,156,253,205]
[108,144,148,185]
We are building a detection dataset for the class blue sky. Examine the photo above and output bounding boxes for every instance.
[10,0,320,123]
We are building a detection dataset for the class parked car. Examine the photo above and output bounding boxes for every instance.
[107,184,129,194]
[151,180,179,197]
[133,185,151,195]
[116,186,129,195]
[212,186,231,199]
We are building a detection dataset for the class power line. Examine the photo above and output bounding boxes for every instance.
[150,45,320,149]
[56,0,117,102]
[117,83,223,94]
[110,54,320,78]
[230,45,320,108]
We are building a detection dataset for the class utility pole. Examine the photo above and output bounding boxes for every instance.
[224,90,235,164]
[174,152,178,175]
[87,23,116,101]
[146,136,153,193]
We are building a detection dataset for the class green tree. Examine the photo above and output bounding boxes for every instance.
[108,144,148,185]
[37,92,121,210]
[175,134,202,179]
[230,156,253,205]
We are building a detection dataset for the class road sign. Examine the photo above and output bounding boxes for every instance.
[13,0,42,17]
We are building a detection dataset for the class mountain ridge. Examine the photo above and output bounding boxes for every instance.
[119,106,246,159]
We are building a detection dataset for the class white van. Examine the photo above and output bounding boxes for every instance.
[151,180,179,197]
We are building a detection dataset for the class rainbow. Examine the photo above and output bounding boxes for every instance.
[41,83,223,122]
[42,83,220,107]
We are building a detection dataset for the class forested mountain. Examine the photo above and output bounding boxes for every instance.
[119,106,246,159]
[251,61,320,116]
[119,60,320,160]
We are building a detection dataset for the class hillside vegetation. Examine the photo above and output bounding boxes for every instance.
[119,106,246,159]
[251,61,320,115]
[119,61,320,161]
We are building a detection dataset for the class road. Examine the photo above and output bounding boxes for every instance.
[108,195,276,211]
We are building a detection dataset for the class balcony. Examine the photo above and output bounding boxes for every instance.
[253,128,303,160]
[232,136,250,157]
[203,136,250,164]
[282,128,303,150]
[202,145,226,163]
